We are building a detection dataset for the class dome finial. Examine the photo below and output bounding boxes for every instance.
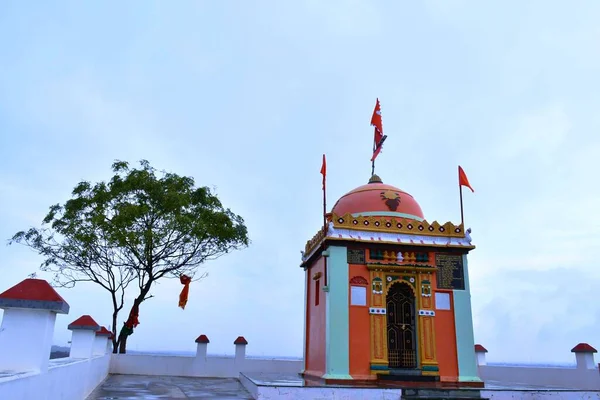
[368,174,383,184]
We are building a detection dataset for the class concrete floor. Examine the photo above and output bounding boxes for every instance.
[86,374,253,399]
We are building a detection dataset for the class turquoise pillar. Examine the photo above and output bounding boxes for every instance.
[322,245,352,380]
[453,254,481,382]
[301,268,308,374]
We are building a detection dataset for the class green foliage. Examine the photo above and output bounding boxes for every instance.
[11,160,249,350]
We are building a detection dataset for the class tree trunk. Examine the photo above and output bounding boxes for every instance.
[118,331,128,354]
[118,280,153,354]
[112,310,119,353]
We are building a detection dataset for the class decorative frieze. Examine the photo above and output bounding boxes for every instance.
[369,307,386,315]
[332,213,464,237]
[302,222,474,262]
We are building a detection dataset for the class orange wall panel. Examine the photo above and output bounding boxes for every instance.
[305,257,326,378]
[348,264,372,379]
[434,289,458,382]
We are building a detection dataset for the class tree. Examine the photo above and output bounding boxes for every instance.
[10,160,249,353]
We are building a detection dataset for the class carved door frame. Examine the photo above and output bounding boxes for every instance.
[386,281,418,369]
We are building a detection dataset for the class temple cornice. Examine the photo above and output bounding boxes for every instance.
[301,219,475,266]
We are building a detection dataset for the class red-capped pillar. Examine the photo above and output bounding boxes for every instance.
[0,278,70,373]
[68,315,100,359]
[234,336,248,364]
[474,344,488,366]
[195,334,210,360]
[94,326,113,356]
[571,343,597,370]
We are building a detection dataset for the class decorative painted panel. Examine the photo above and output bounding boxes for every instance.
[369,270,388,372]
[372,277,383,294]
[347,249,366,264]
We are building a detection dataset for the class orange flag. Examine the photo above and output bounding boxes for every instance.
[371,98,383,143]
[458,166,474,192]
[370,99,386,162]
[320,154,326,190]
[179,274,192,309]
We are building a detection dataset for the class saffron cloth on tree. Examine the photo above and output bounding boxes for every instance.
[120,304,140,336]
[179,274,192,309]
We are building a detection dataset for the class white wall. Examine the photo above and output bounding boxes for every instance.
[110,354,303,378]
[479,365,600,391]
[0,355,110,400]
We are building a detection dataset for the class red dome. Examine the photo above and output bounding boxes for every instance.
[331,175,424,221]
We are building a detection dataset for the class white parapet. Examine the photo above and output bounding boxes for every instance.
[68,315,101,359]
[0,278,70,373]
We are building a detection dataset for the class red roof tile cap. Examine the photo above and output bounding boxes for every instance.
[234,336,248,345]
[571,343,597,353]
[95,326,113,338]
[0,279,69,314]
[474,344,488,353]
[68,315,100,331]
[195,334,210,343]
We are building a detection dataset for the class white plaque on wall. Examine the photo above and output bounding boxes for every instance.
[350,286,367,306]
[435,292,451,310]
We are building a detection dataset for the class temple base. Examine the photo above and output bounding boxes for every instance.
[378,370,440,383]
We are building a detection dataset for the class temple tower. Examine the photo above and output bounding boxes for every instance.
[300,174,481,386]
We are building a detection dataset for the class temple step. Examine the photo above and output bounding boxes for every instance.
[378,372,439,382]
[401,388,487,400]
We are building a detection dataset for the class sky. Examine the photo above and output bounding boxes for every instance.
[1,1,599,364]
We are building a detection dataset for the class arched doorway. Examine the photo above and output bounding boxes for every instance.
[386,282,417,369]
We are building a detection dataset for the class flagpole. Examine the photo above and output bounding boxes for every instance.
[321,154,328,288]
[459,184,464,227]
[371,144,376,176]
[321,154,327,231]
[322,179,327,231]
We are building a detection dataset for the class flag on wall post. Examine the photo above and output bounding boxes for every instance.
[459,166,474,193]
[370,98,387,174]
[320,154,326,190]
[458,165,474,227]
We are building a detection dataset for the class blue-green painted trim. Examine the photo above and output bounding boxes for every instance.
[322,245,353,380]
[422,365,439,372]
[453,254,482,383]
[370,365,389,371]
[351,211,425,221]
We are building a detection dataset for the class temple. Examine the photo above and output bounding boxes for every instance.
[300,173,482,386]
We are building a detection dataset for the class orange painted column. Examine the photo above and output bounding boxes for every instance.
[348,265,373,379]
[369,270,388,374]
[417,272,439,376]
[434,288,458,382]
[304,257,326,378]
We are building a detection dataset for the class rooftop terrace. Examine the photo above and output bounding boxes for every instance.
[0,278,598,399]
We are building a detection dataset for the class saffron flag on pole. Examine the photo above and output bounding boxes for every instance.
[320,154,326,190]
[370,98,386,162]
[458,166,474,192]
